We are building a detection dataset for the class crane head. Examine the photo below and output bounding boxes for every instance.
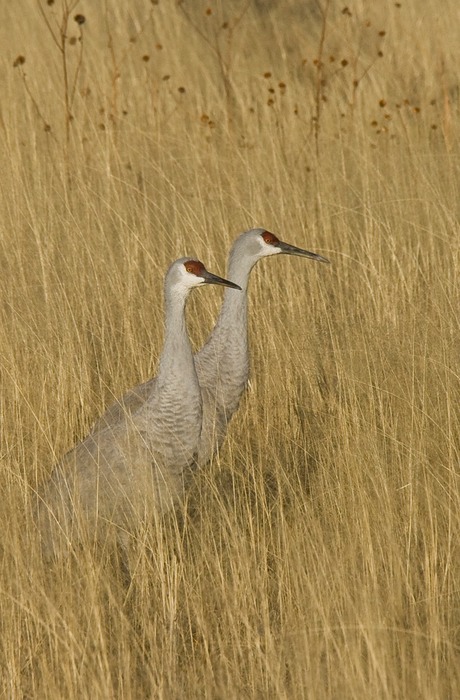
[258,229,330,263]
[231,229,329,264]
[179,259,241,290]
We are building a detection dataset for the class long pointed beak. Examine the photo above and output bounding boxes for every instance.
[201,270,242,290]
[277,241,330,264]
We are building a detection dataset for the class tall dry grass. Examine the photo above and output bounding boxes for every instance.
[0,1,459,697]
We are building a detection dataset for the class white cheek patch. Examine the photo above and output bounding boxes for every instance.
[179,274,200,293]
[261,240,281,256]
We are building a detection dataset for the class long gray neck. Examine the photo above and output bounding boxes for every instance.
[195,249,257,388]
[216,251,253,333]
[139,279,202,469]
[156,287,198,395]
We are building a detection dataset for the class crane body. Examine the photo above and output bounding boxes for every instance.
[36,259,240,558]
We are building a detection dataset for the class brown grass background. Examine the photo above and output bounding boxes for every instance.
[0,1,459,697]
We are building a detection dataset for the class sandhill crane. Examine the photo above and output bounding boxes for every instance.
[92,229,329,463]
[36,258,241,558]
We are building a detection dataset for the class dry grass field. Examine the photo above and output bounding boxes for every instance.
[0,1,459,697]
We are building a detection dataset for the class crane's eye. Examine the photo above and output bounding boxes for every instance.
[262,230,280,245]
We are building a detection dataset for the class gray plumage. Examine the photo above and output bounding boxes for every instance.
[35,258,240,558]
[92,229,329,464]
